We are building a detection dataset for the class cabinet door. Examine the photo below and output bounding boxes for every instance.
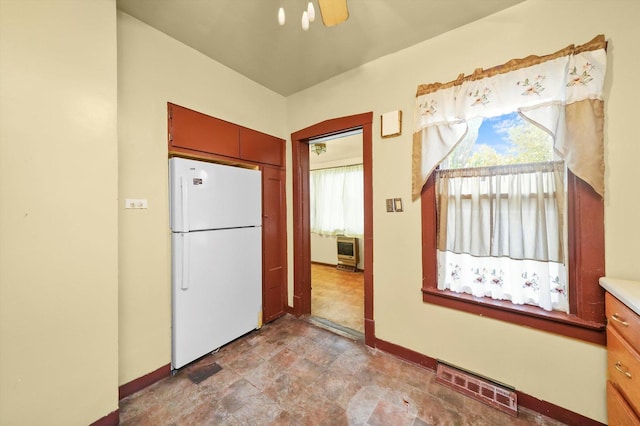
[262,166,287,323]
[608,327,640,416]
[607,381,640,426]
[169,103,239,157]
[240,127,284,167]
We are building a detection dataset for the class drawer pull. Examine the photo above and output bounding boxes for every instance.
[615,361,632,379]
[610,314,629,327]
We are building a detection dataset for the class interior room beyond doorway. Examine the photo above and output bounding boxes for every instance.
[308,130,364,336]
[291,112,373,346]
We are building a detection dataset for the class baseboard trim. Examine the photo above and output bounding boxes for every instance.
[119,363,171,400]
[373,337,603,426]
[374,337,437,370]
[311,261,364,272]
[90,409,118,426]
[517,392,603,426]
[311,261,336,267]
[364,318,375,347]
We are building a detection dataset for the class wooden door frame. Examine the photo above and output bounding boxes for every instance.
[291,112,375,346]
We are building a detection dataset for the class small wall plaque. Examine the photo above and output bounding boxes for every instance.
[381,110,402,138]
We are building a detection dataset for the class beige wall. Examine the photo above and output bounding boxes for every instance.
[2,0,638,424]
[285,0,640,422]
[117,12,287,385]
[0,1,119,424]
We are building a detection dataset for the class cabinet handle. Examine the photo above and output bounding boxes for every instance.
[611,314,629,327]
[615,361,632,379]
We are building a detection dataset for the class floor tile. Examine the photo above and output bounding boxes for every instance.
[119,314,568,426]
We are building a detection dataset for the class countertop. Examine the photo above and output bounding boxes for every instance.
[600,277,640,316]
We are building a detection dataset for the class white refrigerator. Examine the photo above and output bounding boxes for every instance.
[169,157,262,370]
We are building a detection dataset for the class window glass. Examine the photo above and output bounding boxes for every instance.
[436,112,567,312]
[442,112,554,170]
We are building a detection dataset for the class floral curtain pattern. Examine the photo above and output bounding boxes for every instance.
[412,35,607,200]
[437,251,568,312]
[436,161,567,312]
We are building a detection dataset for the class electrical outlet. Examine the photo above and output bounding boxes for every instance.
[125,198,148,209]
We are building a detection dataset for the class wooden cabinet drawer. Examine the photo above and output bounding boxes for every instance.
[608,326,640,416]
[607,293,640,353]
[608,380,640,426]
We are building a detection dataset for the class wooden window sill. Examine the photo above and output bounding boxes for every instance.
[422,288,606,345]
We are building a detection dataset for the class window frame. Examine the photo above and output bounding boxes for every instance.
[421,169,606,345]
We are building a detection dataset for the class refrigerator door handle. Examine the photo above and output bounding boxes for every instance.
[180,176,190,231]
[180,233,190,290]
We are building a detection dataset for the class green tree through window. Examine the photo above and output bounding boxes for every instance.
[445,112,553,169]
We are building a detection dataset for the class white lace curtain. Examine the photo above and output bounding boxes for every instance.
[412,35,607,200]
[310,164,364,236]
[436,161,568,312]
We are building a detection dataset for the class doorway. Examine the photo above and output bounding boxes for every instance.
[291,112,374,347]
[308,131,364,337]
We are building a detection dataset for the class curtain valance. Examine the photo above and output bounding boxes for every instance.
[412,35,607,200]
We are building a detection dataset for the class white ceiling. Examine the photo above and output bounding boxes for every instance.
[116,0,524,96]
[309,132,363,169]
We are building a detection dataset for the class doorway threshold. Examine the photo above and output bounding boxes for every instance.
[307,316,365,342]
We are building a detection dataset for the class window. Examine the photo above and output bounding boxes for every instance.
[310,164,364,236]
[422,165,604,344]
[436,114,568,313]
[413,36,607,344]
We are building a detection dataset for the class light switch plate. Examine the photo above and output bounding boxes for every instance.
[394,198,403,212]
[386,199,394,212]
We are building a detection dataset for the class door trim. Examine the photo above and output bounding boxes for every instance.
[291,112,374,346]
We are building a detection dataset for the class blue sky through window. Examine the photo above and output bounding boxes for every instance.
[445,111,553,168]
[476,112,522,155]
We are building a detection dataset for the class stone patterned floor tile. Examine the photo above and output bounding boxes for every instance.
[119,314,568,426]
[367,399,417,426]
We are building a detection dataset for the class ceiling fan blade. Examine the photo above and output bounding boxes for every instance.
[318,0,349,27]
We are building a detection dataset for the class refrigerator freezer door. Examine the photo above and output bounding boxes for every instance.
[172,227,262,370]
[170,157,262,232]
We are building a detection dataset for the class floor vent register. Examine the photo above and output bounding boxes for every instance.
[186,362,222,384]
[435,361,518,417]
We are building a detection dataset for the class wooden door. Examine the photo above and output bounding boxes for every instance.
[262,165,287,323]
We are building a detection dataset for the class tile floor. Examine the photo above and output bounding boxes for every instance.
[119,315,566,425]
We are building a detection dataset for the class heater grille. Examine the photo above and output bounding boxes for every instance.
[436,362,518,417]
[336,264,356,272]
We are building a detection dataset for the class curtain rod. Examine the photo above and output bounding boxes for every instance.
[416,34,606,97]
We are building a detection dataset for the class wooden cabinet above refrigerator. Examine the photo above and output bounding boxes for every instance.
[167,102,287,324]
[168,103,284,167]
